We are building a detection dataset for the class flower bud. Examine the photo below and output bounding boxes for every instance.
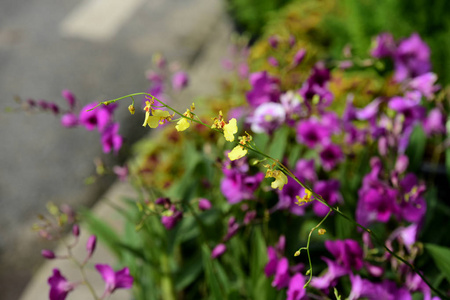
[72,224,80,237]
[128,104,135,115]
[62,89,76,110]
[211,244,226,259]
[86,235,97,258]
[198,198,212,211]
[318,228,326,235]
[41,249,56,259]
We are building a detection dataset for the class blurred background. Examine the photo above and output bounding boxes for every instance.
[1,0,450,299]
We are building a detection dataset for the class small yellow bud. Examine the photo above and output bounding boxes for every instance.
[128,104,135,115]
[294,250,301,257]
[318,228,326,235]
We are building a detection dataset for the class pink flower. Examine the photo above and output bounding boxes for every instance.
[95,264,133,296]
[211,244,227,259]
[48,269,76,300]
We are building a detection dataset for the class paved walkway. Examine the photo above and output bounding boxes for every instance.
[14,0,234,299]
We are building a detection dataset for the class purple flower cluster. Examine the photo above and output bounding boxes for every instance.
[220,155,264,204]
[356,156,426,227]
[44,226,132,300]
[264,236,307,300]
[59,90,123,155]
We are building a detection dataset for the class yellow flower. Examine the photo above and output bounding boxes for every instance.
[143,109,171,128]
[267,170,288,190]
[295,189,313,206]
[228,145,247,161]
[175,117,190,131]
[223,118,237,142]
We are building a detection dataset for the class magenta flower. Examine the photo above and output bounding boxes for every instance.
[286,273,306,300]
[48,269,75,300]
[319,143,343,171]
[292,48,306,67]
[296,118,331,148]
[272,257,290,289]
[60,113,78,128]
[161,205,183,230]
[211,243,227,259]
[408,72,439,100]
[198,198,212,211]
[61,89,76,110]
[246,71,280,108]
[100,123,123,155]
[86,235,97,258]
[41,249,56,259]
[172,71,189,91]
[424,108,446,136]
[95,264,133,296]
[371,32,396,58]
[312,179,341,217]
[78,102,111,131]
[325,239,363,271]
[394,33,431,82]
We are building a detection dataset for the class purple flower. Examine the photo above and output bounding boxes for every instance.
[172,71,189,91]
[408,72,439,100]
[265,247,279,277]
[275,177,306,215]
[268,57,279,67]
[394,33,431,82]
[211,243,227,259]
[398,173,426,223]
[243,210,256,224]
[198,198,212,211]
[78,102,111,131]
[95,264,133,296]
[100,123,123,155]
[299,62,333,109]
[161,205,183,230]
[371,32,396,58]
[296,118,331,148]
[86,235,97,258]
[292,49,306,67]
[356,182,399,227]
[61,89,76,110]
[272,257,290,289]
[325,239,363,271]
[280,91,303,126]
[424,108,446,136]
[60,113,78,128]
[295,159,317,183]
[310,257,347,290]
[286,273,306,300]
[223,217,240,241]
[113,165,128,182]
[249,102,286,134]
[42,249,56,259]
[48,269,75,300]
[268,35,279,48]
[246,71,280,108]
[319,143,343,171]
[312,179,341,217]
[220,165,264,204]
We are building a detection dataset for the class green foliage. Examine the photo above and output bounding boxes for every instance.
[425,244,450,283]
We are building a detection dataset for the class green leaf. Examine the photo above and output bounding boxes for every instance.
[405,125,426,172]
[80,208,123,259]
[268,125,290,161]
[425,243,450,282]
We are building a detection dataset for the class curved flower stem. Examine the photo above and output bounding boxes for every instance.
[91,93,447,299]
[62,240,100,300]
[302,209,332,288]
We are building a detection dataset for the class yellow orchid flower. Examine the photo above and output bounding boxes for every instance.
[223,118,237,142]
[175,117,190,131]
[228,145,247,161]
[143,108,171,128]
[266,169,288,190]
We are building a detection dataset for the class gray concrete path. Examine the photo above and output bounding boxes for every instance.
[0,0,234,299]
